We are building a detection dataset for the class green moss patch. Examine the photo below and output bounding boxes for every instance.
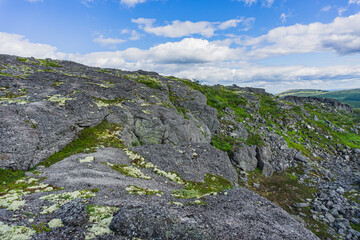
[134,75,163,90]
[40,121,124,167]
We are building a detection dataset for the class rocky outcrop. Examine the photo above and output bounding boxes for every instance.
[284,95,353,113]
[1,54,359,239]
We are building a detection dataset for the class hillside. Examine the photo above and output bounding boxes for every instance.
[277,88,360,109]
[0,54,359,240]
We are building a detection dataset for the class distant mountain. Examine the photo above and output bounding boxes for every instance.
[277,88,360,109]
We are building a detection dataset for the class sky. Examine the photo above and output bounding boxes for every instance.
[0,0,360,93]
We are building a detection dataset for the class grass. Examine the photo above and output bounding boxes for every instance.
[211,134,244,155]
[180,79,249,120]
[40,121,124,167]
[246,133,265,147]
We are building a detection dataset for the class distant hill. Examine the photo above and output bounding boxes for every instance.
[277,88,360,109]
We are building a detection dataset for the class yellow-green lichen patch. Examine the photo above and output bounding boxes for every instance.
[106,163,151,180]
[39,190,96,214]
[169,201,184,206]
[125,150,185,184]
[47,219,64,228]
[86,82,113,88]
[85,205,118,240]
[79,156,95,163]
[47,94,75,106]
[0,98,29,105]
[51,81,64,87]
[171,174,233,199]
[0,177,59,211]
[93,97,124,108]
[0,221,36,240]
[125,185,163,196]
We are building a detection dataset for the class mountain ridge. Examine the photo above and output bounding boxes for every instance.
[0,54,359,240]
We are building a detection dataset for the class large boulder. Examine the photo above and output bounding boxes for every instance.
[131,143,237,184]
[231,143,258,172]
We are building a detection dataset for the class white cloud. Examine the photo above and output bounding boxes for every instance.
[120,0,147,7]
[1,13,360,93]
[93,34,125,48]
[234,13,360,58]
[0,32,60,58]
[237,0,274,7]
[349,0,360,5]
[321,6,331,12]
[280,13,287,23]
[132,18,253,38]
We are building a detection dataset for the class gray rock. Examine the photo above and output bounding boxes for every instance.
[55,198,88,227]
[259,161,274,177]
[231,143,258,172]
[109,205,211,240]
[131,143,237,184]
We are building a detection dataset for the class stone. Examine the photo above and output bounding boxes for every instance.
[325,213,336,223]
[231,144,258,172]
[55,198,88,227]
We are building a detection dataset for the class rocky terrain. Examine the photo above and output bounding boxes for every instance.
[0,54,359,239]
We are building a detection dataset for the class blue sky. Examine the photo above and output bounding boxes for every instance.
[0,0,360,93]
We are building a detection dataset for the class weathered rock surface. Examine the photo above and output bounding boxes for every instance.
[3,54,360,239]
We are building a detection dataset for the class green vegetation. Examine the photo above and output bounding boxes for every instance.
[277,88,360,108]
[134,75,163,90]
[36,59,62,68]
[172,174,233,199]
[17,57,29,63]
[211,135,243,155]
[242,169,333,239]
[0,168,25,192]
[31,223,51,233]
[40,121,124,167]
[246,133,265,147]
[180,79,248,119]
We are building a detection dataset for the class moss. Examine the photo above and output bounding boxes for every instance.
[31,223,51,233]
[40,121,124,167]
[171,174,233,199]
[0,169,25,189]
[125,185,163,196]
[246,133,265,147]
[351,222,360,232]
[17,57,29,63]
[135,75,163,90]
[180,80,249,120]
[211,134,243,155]
[36,59,61,68]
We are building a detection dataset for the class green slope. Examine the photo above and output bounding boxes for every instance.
[277,88,360,109]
